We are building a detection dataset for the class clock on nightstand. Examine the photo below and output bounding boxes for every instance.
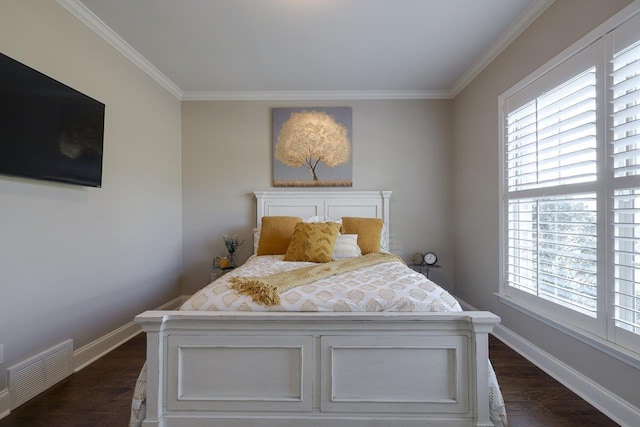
[423,251,438,265]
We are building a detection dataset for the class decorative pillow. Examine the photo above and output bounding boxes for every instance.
[332,234,362,259]
[256,216,302,255]
[341,217,384,255]
[283,222,341,263]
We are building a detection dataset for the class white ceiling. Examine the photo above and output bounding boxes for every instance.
[63,0,553,100]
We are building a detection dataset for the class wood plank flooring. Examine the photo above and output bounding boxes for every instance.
[489,337,619,427]
[0,334,620,427]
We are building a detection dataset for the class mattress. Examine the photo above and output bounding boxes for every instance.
[183,254,461,312]
[130,255,508,427]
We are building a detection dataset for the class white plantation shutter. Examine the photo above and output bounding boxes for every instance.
[610,25,640,338]
[506,195,598,316]
[611,41,640,178]
[501,9,640,353]
[506,69,598,192]
[613,190,640,335]
[504,47,599,318]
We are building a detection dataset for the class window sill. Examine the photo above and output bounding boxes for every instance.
[496,293,640,370]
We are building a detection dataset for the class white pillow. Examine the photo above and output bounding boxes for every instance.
[304,215,342,225]
[332,234,362,259]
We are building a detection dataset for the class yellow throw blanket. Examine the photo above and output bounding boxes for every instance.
[229,253,404,306]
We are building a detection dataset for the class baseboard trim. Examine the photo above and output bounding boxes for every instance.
[457,298,640,427]
[73,295,187,372]
[0,295,189,421]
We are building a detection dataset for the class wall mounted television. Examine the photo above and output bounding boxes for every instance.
[0,52,105,188]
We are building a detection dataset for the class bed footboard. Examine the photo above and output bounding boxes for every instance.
[135,311,499,427]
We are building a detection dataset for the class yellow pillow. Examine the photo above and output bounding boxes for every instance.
[283,222,341,263]
[341,217,383,255]
[256,216,302,255]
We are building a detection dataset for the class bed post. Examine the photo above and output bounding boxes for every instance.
[255,191,266,223]
[135,312,165,427]
[469,312,500,427]
[381,190,391,232]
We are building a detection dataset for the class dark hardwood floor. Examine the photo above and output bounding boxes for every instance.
[0,334,620,427]
[489,337,619,427]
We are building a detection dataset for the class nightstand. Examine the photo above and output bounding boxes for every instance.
[408,263,441,280]
[209,266,234,282]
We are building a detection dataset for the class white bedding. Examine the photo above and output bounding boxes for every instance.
[183,254,461,312]
[130,255,508,427]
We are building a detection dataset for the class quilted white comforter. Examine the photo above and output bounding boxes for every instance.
[183,254,461,312]
[130,255,508,427]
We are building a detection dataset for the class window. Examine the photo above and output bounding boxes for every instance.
[500,9,640,355]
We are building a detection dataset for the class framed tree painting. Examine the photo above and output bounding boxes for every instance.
[272,107,352,187]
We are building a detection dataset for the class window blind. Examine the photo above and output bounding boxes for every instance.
[506,68,597,192]
[507,194,598,317]
[611,39,640,335]
[505,64,599,317]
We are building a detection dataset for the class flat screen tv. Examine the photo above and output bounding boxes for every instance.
[0,52,105,187]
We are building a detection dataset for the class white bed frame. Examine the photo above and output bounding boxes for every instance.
[135,190,500,427]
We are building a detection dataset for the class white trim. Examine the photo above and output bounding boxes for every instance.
[72,321,139,373]
[181,90,450,101]
[56,0,183,99]
[457,298,640,427]
[73,296,187,372]
[450,0,555,97]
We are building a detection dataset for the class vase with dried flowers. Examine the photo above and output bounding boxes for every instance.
[222,234,244,268]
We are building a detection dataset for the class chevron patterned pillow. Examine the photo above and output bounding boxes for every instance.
[283,222,341,263]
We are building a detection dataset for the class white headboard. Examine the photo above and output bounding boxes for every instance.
[254,190,392,251]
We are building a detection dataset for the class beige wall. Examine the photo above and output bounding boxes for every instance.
[0,0,183,390]
[451,0,638,409]
[181,99,453,294]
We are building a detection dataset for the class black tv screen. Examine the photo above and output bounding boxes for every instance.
[0,52,105,187]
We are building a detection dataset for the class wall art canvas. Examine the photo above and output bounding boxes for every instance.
[273,107,352,187]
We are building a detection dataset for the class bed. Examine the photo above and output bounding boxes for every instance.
[132,190,505,427]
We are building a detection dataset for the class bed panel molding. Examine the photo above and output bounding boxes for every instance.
[166,335,313,412]
[321,334,468,413]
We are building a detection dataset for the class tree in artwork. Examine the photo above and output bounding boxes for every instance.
[275,110,351,181]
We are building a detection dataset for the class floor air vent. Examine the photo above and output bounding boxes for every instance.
[8,339,73,409]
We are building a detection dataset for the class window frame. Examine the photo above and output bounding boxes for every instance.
[498,1,640,363]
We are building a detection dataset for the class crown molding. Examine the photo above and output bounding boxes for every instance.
[182,90,451,101]
[59,0,553,102]
[449,0,555,98]
[57,0,183,99]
